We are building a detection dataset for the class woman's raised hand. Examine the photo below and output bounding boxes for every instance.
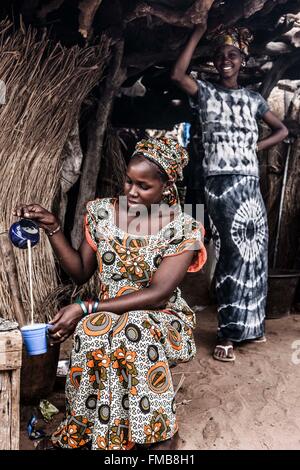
[48,303,83,344]
[12,204,59,232]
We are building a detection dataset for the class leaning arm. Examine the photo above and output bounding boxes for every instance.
[94,249,196,315]
[257,110,289,152]
[171,25,206,96]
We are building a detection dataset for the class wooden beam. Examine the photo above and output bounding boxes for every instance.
[36,0,65,20]
[126,0,214,28]
[71,39,126,248]
[260,49,300,98]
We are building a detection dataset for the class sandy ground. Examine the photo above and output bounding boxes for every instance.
[19,269,300,450]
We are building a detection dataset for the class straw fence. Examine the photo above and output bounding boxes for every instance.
[0,20,110,323]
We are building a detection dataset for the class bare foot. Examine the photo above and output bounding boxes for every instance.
[138,433,180,451]
[151,432,180,450]
[35,438,59,450]
[249,335,267,343]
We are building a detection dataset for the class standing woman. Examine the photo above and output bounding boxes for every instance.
[171,25,288,362]
[14,137,206,449]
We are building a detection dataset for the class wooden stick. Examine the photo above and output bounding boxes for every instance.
[0,230,26,327]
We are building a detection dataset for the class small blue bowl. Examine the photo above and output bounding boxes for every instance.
[9,219,40,249]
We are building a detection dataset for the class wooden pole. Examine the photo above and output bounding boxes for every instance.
[0,229,26,327]
[71,39,126,249]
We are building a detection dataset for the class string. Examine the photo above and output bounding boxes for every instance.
[27,239,34,325]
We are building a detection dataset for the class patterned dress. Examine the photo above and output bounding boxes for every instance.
[52,198,206,449]
[190,79,270,342]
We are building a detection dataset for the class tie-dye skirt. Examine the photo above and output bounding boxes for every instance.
[205,175,268,342]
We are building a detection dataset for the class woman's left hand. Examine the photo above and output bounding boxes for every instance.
[48,303,83,344]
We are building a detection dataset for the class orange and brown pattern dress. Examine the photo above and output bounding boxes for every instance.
[52,198,206,450]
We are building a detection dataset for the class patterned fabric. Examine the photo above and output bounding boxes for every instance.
[132,137,188,182]
[190,80,269,177]
[205,175,268,342]
[132,137,189,206]
[213,27,253,56]
[51,198,206,449]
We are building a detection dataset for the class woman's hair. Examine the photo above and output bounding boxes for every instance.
[129,153,169,183]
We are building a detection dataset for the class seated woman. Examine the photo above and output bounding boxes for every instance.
[14,137,207,450]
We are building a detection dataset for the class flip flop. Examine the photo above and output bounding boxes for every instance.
[213,344,236,362]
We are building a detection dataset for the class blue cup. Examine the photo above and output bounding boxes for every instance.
[21,323,52,356]
[9,219,40,249]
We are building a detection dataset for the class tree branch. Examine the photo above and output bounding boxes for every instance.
[126,0,214,28]
[260,49,300,98]
[36,0,65,21]
[78,0,103,39]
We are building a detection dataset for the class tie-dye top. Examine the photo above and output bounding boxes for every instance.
[190,79,269,177]
[84,198,207,328]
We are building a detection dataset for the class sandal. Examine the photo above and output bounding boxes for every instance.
[213,344,236,362]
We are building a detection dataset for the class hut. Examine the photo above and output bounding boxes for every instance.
[0,0,299,451]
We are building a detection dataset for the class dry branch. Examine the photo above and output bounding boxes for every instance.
[260,50,300,98]
[78,0,103,38]
[58,121,84,227]
[126,0,214,28]
[36,0,65,20]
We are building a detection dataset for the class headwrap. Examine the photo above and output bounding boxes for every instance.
[213,26,253,57]
[132,137,189,206]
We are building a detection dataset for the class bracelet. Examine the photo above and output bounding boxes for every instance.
[92,299,99,313]
[46,224,61,237]
[75,297,88,316]
[87,300,93,315]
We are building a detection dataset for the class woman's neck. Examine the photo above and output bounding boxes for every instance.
[219,77,240,90]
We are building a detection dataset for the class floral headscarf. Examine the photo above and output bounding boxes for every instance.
[132,137,189,206]
[213,26,253,57]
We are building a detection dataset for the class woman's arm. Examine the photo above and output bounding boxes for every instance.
[171,24,206,96]
[95,249,196,315]
[48,249,199,342]
[257,110,289,152]
[13,204,97,284]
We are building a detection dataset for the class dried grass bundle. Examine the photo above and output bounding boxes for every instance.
[98,127,127,198]
[0,20,111,322]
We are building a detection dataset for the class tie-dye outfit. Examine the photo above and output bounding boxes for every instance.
[51,198,206,449]
[191,79,269,341]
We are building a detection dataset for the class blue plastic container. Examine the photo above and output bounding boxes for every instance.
[9,219,40,249]
[21,323,51,356]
